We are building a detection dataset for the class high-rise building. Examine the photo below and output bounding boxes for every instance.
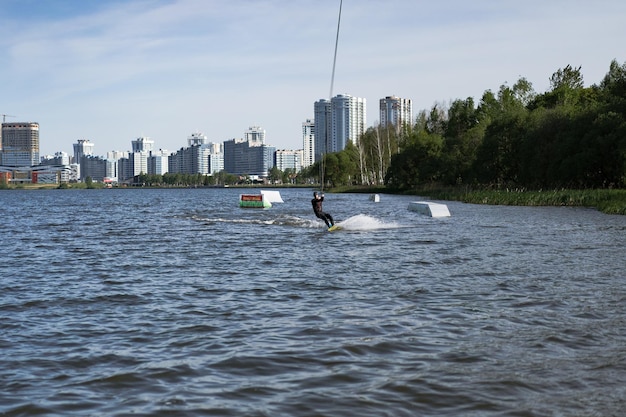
[223,138,275,178]
[380,96,413,132]
[223,126,274,178]
[188,132,207,147]
[244,126,266,145]
[132,136,154,153]
[81,155,107,182]
[40,151,71,166]
[148,149,170,175]
[331,94,366,153]
[107,150,128,161]
[129,137,154,177]
[73,139,94,164]
[104,151,128,182]
[313,99,330,162]
[275,149,302,173]
[168,133,222,175]
[208,153,224,175]
[302,119,315,168]
[118,157,132,181]
[205,142,223,155]
[1,122,40,166]
[169,145,206,174]
[105,159,118,182]
[131,151,150,177]
[205,141,224,175]
[313,94,366,162]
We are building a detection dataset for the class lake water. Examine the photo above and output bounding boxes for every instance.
[1,188,625,416]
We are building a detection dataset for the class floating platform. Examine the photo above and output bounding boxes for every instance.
[239,193,271,208]
[408,201,451,217]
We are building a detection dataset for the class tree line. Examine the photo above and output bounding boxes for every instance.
[133,171,239,187]
[132,169,299,187]
[301,60,626,190]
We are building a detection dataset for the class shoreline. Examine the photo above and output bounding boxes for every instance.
[334,185,626,215]
[3,183,625,215]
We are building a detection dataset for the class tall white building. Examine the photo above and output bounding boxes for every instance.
[331,94,366,154]
[208,153,224,175]
[40,151,70,166]
[131,151,150,176]
[107,150,129,161]
[205,142,223,155]
[313,94,366,162]
[380,96,413,132]
[148,149,170,175]
[105,159,118,182]
[72,139,94,180]
[188,132,207,147]
[73,139,94,163]
[132,137,154,153]
[302,119,315,168]
[130,137,154,176]
[206,141,224,174]
[168,133,223,175]
[275,149,303,173]
[223,132,275,177]
[104,151,127,181]
[244,126,266,146]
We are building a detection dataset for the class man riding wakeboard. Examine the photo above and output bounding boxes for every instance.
[311,191,334,228]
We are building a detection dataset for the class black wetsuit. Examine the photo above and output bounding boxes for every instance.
[312,195,334,228]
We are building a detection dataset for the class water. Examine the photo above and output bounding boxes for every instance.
[1,188,625,416]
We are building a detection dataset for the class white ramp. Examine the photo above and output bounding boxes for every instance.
[260,190,284,203]
[408,201,451,217]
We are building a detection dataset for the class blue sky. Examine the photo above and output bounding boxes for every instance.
[2,0,625,157]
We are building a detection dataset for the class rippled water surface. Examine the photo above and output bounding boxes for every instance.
[1,188,625,416]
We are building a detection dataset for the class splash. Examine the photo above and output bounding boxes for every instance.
[337,214,399,231]
[189,213,398,231]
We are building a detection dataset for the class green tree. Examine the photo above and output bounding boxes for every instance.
[269,166,282,184]
[512,77,536,107]
[550,64,584,90]
[531,65,585,110]
[598,59,626,186]
[442,97,480,184]
[282,168,296,184]
[381,61,626,190]
[473,111,527,186]
[357,124,401,185]
[385,123,443,189]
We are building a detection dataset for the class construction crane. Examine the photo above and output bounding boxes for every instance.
[1,114,16,123]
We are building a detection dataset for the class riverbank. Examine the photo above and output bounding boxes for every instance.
[4,183,624,215]
[335,186,626,215]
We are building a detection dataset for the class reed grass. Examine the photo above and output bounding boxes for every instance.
[421,188,626,215]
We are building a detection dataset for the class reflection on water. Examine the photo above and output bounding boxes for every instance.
[1,188,625,416]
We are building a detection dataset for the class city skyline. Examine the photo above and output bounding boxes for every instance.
[2,0,625,156]
[7,90,379,163]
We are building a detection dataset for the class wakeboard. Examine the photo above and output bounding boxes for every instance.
[327,225,342,232]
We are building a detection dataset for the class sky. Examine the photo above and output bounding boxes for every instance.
[1,0,625,157]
